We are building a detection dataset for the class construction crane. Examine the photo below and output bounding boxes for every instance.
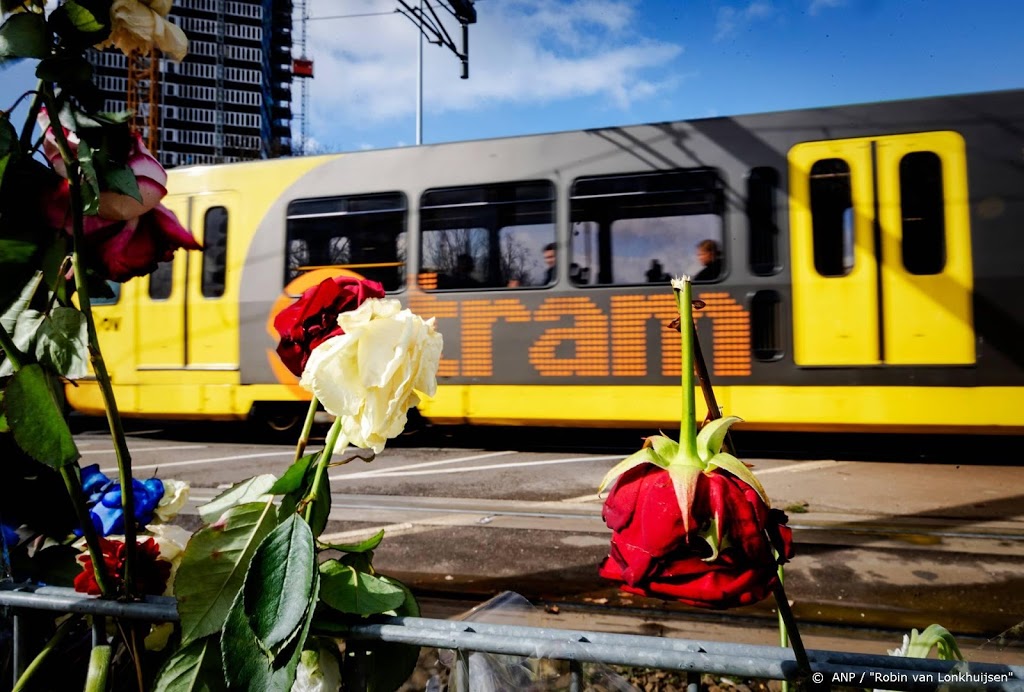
[126,47,160,154]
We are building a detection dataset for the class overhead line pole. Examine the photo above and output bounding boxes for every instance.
[417,0,423,145]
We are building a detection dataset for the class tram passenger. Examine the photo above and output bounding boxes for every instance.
[542,243,557,284]
[694,239,722,281]
[448,253,482,288]
[645,259,669,283]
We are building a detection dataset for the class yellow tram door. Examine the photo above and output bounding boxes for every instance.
[135,195,189,371]
[134,193,238,414]
[788,133,974,366]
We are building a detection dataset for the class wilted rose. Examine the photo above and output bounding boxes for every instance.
[86,203,202,282]
[95,0,189,62]
[274,276,386,377]
[153,478,190,523]
[599,465,793,609]
[41,121,169,226]
[300,297,443,454]
[38,116,202,282]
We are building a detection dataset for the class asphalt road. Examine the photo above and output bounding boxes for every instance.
[72,419,1024,665]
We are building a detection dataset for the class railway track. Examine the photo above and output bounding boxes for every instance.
[181,487,1024,662]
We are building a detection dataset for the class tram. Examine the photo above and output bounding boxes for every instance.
[66,89,1024,433]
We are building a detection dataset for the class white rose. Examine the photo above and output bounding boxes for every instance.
[153,478,190,523]
[291,642,342,692]
[300,298,443,454]
[96,0,189,62]
[147,523,192,595]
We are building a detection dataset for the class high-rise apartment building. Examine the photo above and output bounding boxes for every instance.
[89,0,294,168]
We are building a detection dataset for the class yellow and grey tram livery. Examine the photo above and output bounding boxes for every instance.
[67,89,1024,433]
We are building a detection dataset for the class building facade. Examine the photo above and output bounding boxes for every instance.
[89,0,293,168]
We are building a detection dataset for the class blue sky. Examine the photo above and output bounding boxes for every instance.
[297,0,1023,152]
[1,0,1021,154]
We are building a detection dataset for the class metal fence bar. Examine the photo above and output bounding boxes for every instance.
[0,585,176,622]
[11,611,25,687]
[3,585,1022,691]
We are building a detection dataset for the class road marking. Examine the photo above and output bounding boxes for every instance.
[561,492,604,504]
[755,460,849,475]
[332,454,622,481]
[333,450,516,480]
[77,428,167,437]
[320,514,478,544]
[101,450,293,474]
[82,445,206,456]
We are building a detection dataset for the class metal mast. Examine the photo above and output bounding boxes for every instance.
[295,0,310,155]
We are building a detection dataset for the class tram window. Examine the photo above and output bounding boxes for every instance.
[747,167,780,276]
[201,206,227,298]
[92,281,121,305]
[419,181,555,290]
[570,169,725,285]
[751,290,783,361]
[149,259,173,300]
[809,158,854,277]
[285,192,407,291]
[899,151,945,275]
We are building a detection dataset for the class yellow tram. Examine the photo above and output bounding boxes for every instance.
[67,89,1024,434]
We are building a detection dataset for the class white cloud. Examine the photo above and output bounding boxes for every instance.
[302,0,683,142]
[714,1,775,41]
[808,0,846,16]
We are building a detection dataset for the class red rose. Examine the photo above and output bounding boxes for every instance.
[599,465,793,609]
[74,537,172,597]
[274,276,385,377]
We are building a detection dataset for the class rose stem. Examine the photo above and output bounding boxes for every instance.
[673,279,698,457]
[43,89,138,597]
[304,416,344,524]
[294,396,320,463]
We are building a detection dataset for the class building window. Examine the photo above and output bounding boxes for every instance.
[286,193,407,291]
[808,158,854,277]
[570,169,725,285]
[899,151,945,275]
[419,181,555,290]
[202,206,228,298]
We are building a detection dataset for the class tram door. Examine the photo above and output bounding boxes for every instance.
[788,132,975,366]
[135,193,237,394]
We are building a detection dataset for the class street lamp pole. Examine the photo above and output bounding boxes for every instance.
[416,0,423,145]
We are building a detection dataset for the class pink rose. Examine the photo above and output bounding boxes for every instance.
[37,113,200,282]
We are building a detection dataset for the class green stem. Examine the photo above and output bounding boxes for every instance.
[41,88,137,597]
[17,80,45,152]
[0,322,27,371]
[294,396,320,463]
[674,279,697,457]
[778,565,791,692]
[11,614,81,692]
[61,467,112,596]
[304,417,344,524]
[84,644,112,692]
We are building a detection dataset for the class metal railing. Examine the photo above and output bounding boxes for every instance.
[3,584,1023,691]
